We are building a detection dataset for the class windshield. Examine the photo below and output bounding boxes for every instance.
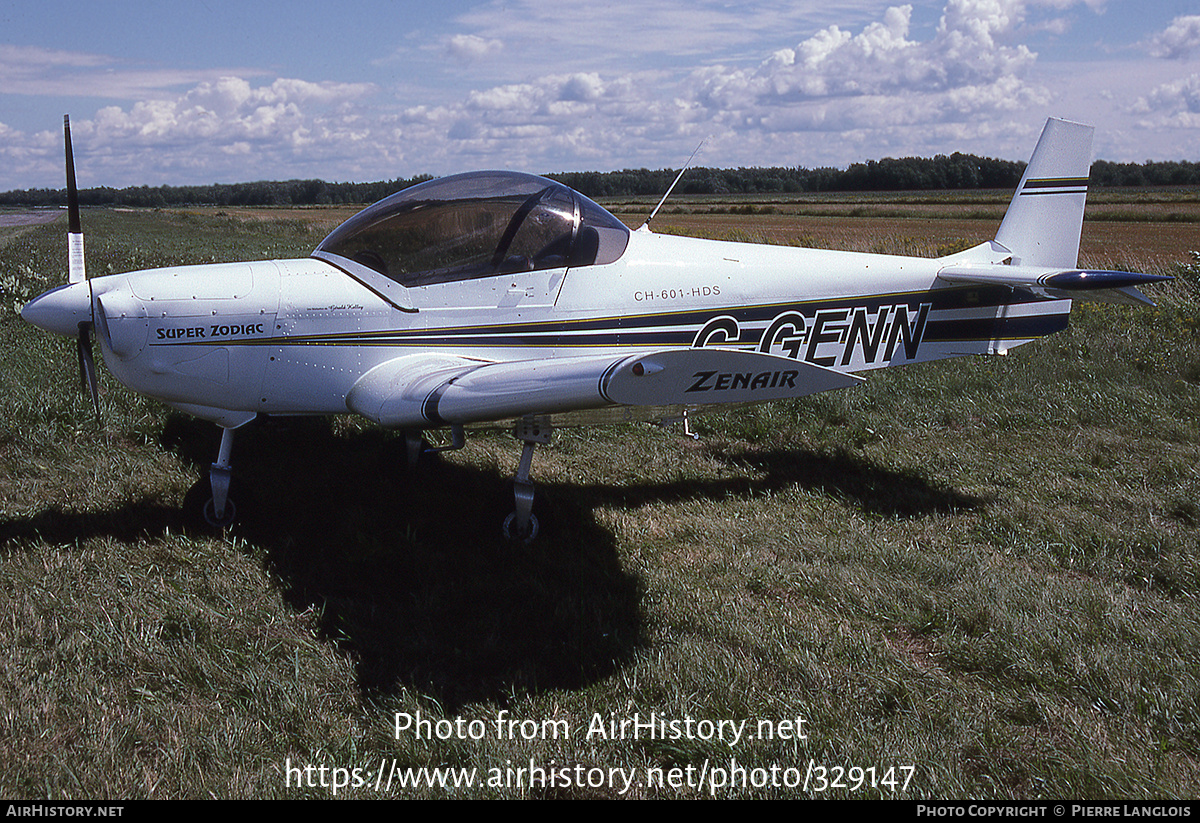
[313,171,629,288]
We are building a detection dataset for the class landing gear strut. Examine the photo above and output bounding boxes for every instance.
[503,415,551,542]
[204,426,237,527]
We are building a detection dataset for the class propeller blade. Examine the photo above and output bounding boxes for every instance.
[76,322,101,421]
[76,321,100,422]
[63,115,99,420]
[64,115,86,284]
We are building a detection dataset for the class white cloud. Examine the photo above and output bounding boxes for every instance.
[4,0,1194,188]
[28,76,383,186]
[0,44,112,73]
[77,77,375,149]
[20,2,1062,183]
[1131,74,1200,130]
[1148,15,1200,59]
[451,0,876,65]
[559,73,605,102]
[685,0,1044,148]
[445,34,504,61]
[0,44,268,103]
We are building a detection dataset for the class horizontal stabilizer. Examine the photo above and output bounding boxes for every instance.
[938,264,1172,307]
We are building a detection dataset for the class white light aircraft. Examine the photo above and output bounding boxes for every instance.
[22,117,1170,540]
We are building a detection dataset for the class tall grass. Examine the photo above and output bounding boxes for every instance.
[1,204,1197,798]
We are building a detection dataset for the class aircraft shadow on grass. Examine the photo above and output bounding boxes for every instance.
[2,415,983,709]
[581,439,986,519]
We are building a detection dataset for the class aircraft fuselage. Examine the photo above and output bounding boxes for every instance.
[87,229,1066,427]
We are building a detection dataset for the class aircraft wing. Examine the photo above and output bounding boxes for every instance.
[937,264,1173,307]
[346,348,863,429]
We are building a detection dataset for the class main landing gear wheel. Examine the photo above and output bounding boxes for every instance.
[504,415,551,542]
[502,511,539,543]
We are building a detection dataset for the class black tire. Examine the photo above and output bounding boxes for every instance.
[183,475,243,531]
[502,511,539,543]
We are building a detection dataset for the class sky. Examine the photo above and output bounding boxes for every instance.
[1,0,1198,190]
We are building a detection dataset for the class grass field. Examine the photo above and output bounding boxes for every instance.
[1,194,1198,798]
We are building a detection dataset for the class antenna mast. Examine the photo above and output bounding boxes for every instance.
[640,138,707,231]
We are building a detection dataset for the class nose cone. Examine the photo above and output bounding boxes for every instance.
[21,281,92,337]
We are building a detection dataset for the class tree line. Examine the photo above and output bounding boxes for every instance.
[2,155,1197,208]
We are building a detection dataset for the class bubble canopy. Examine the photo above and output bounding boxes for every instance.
[312,171,630,289]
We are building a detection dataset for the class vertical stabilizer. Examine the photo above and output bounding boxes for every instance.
[994,118,1093,268]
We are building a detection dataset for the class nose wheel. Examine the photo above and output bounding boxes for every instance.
[184,425,238,530]
[202,491,237,528]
